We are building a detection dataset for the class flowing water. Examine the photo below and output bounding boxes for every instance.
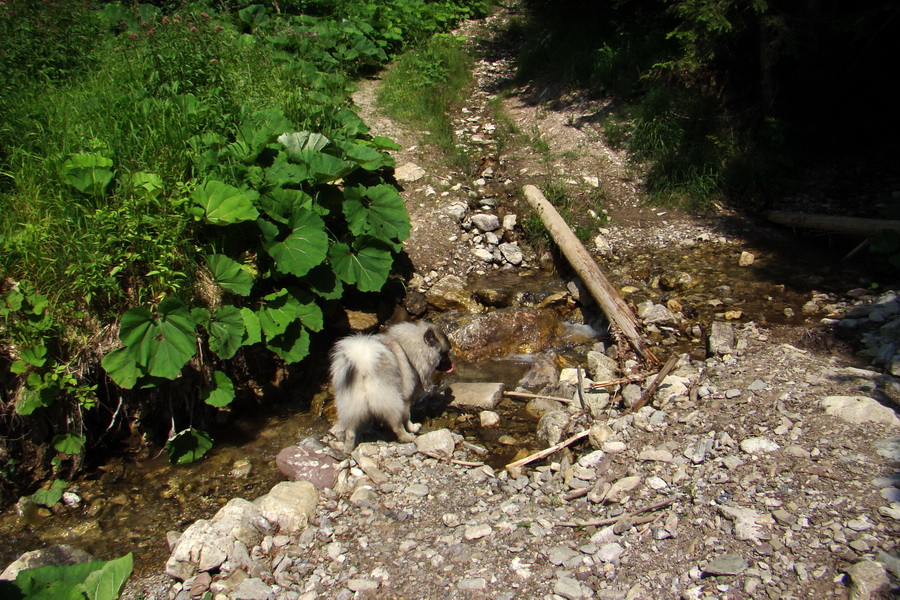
[0,226,885,576]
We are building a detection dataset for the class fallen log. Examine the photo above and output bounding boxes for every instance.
[766,211,900,237]
[523,185,656,364]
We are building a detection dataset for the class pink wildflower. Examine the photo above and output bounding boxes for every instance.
[190,26,198,33]
[200,12,209,19]
[215,25,222,32]
[161,16,170,24]
[128,33,138,39]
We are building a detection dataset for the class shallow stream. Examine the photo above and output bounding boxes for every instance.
[0,225,885,576]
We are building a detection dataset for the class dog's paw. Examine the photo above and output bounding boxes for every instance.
[407,421,422,434]
[397,431,417,443]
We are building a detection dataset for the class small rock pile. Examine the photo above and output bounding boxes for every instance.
[834,290,900,376]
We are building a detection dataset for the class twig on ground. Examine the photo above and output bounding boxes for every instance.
[505,391,574,404]
[554,496,678,528]
[587,372,654,391]
[419,449,484,467]
[505,429,591,471]
[623,354,679,415]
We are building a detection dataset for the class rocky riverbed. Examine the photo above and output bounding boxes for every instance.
[114,309,900,600]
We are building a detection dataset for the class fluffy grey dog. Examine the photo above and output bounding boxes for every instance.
[330,321,454,451]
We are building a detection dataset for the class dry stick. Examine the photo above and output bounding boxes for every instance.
[506,429,591,470]
[563,487,590,502]
[575,366,586,408]
[622,354,679,416]
[505,391,574,404]
[555,496,678,528]
[523,185,658,365]
[588,372,653,391]
[419,450,484,468]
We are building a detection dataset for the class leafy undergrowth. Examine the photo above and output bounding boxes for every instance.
[0,0,488,505]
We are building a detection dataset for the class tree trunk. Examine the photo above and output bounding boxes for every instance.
[766,211,900,237]
[522,185,656,363]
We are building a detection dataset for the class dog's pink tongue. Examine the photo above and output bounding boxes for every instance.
[445,363,454,374]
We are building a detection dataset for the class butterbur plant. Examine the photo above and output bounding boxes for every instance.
[101,107,410,463]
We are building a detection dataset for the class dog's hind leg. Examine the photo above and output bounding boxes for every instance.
[403,404,421,434]
[343,427,358,452]
[388,419,417,443]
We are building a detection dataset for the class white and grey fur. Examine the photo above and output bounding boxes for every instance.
[330,321,453,451]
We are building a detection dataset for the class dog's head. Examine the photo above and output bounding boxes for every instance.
[423,324,454,374]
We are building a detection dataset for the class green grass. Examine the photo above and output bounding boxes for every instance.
[378,33,475,169]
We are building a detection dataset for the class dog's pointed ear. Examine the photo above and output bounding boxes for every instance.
[423,327,439,347]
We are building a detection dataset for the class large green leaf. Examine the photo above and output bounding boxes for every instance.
[278,131,330,157]
[165,428,213,464]
[335,141,393,170]
[207,254,254,296]
[328,241,393,292]
[306,151,355,184]
[257,289,297,339]
[263,208,328,277]
[289,288,324,333]
[266,322,311,364]
[81,553,133,600]
[192,181,260,225]
[259,188,317,223]
[59,153,115,196]
[203,371,235,408]
[101,347,145,390]
[115,299,197,380]
[13,553,132,600]
[342,184,411,243]
[241,308,262,346]
[265,155,310,188]
[305,264,344,300]
[208,305,245,360]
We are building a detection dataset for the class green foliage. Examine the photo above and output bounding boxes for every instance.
[31,479,68,508]
[11,553,132,600]
[165,428,214,464]
[378,33,474,165]
[0,0,487,474]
